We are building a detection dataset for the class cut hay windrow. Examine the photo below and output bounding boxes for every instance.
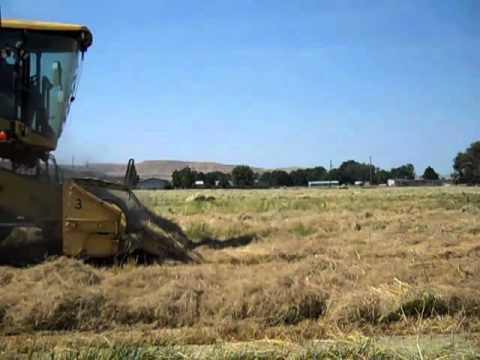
[0,187,479,351]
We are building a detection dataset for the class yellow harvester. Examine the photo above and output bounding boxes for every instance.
[0,19,192,265]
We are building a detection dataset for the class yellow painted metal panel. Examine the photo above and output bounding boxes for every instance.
[63,180,126,258]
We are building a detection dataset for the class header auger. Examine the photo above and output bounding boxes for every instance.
[0,19,196,265]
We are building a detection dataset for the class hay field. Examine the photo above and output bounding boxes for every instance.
[1,187,480,358]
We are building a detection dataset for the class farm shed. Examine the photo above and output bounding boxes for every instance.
[387,179,444,187]
[136,178,170,190]
[194,180,206,188]
[308,180,339,187]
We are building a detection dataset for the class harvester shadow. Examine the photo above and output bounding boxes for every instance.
[122,207,201,265]
[142,208,256,251]
[143,207,189,241]
[191,234,256,250]
[40,204,202,267]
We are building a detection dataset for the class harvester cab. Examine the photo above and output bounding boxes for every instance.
[0,20,194,265]
[0,19,91,167]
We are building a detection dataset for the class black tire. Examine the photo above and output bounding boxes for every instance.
[0,225,62,266]
[0,210,13,242]
[0,226,13,242]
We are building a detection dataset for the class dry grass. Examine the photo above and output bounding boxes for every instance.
[1,187,480,356]
[1,335,479,359]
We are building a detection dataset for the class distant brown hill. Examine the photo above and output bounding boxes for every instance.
[63,160,264,180]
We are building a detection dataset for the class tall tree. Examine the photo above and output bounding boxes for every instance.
[258,171,273,188]
[327,168,342,181]
[290,169,308,186]
[375,169,391,184]
[172,167,195,188]
[232,165,255,187]
[390,164,415,180]
[204,171,230,188]
[336,160,374,184]
[196,172,205,181]
[269,170,293,187]
[453,141,480,184]
[306,166,328,182]
[422,166,439,180]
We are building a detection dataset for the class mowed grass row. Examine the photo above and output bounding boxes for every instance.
[0,187,479,354]
[2,336,479,360]
[137,187,480,216]
[137,187,480,240]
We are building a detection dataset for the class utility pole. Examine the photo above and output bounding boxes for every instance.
[72,156,75,170]
[369,156,373,184]
[329,160,333,187]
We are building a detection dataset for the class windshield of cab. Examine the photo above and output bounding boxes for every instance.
[0,30,81,138]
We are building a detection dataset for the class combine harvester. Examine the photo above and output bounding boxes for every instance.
[0,19,196,265]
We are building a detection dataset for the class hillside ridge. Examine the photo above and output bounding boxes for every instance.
[63,160,267,180]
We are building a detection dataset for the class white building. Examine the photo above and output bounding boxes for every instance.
[194,180,205,187]
[308,180,339,187]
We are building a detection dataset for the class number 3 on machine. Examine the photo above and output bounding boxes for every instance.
[74,199,83,210]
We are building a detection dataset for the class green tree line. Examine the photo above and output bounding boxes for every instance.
[170,141,480,188]
[171,162,431,188]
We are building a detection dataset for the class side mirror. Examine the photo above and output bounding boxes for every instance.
[51,61,63,88]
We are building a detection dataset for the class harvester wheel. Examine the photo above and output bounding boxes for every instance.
[0,226,13,242]
[0,211,13,242]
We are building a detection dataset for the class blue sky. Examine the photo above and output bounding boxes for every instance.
[4,1,479,175]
